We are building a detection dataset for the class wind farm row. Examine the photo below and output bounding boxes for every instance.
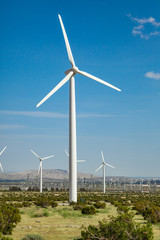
[0,146,116,194]
[1,145,160,195]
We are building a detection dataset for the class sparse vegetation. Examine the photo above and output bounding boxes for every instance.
[0,236,14,240]
[133,201,160,223]
[76,209,153,240]
[0,191,160,239]
[21,234,45,240]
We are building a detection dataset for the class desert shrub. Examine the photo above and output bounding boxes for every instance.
[70,201,76,206]
[50,201,58,208]
[21,234,45,240]
[27,187,39,192]
[22,201,32,207]
[76,210,153,240]
[10,202,23,208]
[94,201,106,209]
[133,201,160,223]
[34,196,50,208]
[0,235,14,240]
[73,204,84,211]
[117,204,130,213]
[132,201,149,214]
[142,205,160,223]
[9,186,21,192]
[81,205,96,215]
[42,210,49,217]
[0,212,4,232]
[0,204,21,235]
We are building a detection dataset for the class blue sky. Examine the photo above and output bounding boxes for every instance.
[0,0,160,177]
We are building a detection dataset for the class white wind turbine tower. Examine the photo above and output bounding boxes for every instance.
[0,146,7,172]
[36,15,121,202]
[95,151,115,194]
[30,150,54,193]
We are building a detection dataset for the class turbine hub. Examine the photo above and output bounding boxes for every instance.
[65,66,79,75]
[72,66,79,73]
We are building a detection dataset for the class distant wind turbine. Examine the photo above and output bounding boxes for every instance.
[65,150,85,163]
[36,14,121,202]
[95,151,115,193]
[0,146,7,172]
[65,149,85,174]
[30,150,54,193]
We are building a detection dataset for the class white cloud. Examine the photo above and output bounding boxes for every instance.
[0,111,68,118]
[130,15,160,27]
[0,124,26,130]
[77,113,114,118]
[128,14,160,39]
[0,111,123,119]
[145,71,160,80]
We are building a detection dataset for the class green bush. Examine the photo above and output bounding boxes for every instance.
[0,204,21,235]
[133,201,160,223]
[42,210,49,217]
[21,234,45,240]
[143,205,160,223]
[50,201,58,208]
[76,210,153,240]
[70,201,76,206]
[93,201,106,209]
[34,196,50,208]
[0,236,14,240]
[81,205,96,215]
[0,233,14,240]
[73,204,84,211]
[22,201,32,207]
[9,186,21,191]
[117,204,130,213]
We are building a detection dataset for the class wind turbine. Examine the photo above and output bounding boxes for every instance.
[95,151,115,193]
[65,150,85,162]
[36,15,121,202]
[0,146,7,172]
[65,150,85,174]
[30,150,54,193]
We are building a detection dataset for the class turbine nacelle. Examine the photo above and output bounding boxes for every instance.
[95,150,115,172]
[65,66,79,75]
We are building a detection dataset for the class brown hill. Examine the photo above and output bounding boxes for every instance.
[0,169,96,181]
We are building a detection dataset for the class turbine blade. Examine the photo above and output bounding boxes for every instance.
[38,161,42,175]
[58,14,75,67]
[78,70,121,92]
[30,150,41,160]
[101,150,105,163]
[0,146,7,156]
[41,155,55,160]
[0,162,3,172]
[36,71,73,108]
[104,162,115,169]
[77,160,85,162]
[65,150,69,157]
[95,164,103,172]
